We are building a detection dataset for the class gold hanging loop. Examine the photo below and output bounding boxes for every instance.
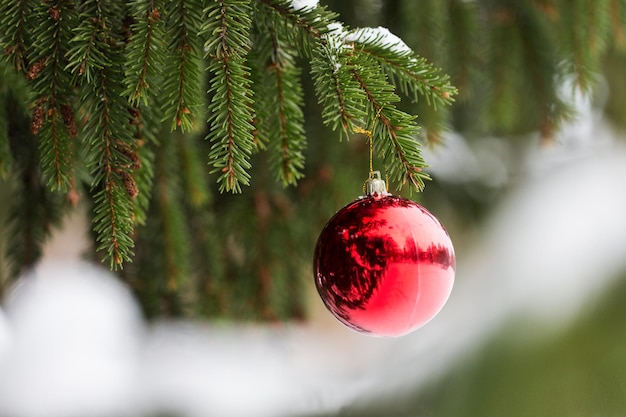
[354,106,385,176]
[355,107,387,196]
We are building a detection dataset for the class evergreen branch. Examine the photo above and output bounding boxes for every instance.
[256,0,339,57]
[204,0,252,58]
[161,0,204,131]
[559,0,610,92]
[92,180,135,268]
[28,1,77,191]
[518,5,575,141]
[310,40,367,139]
[268,50,307,186]
[249,20,306,186]
[345,27,457,108]
[206,58,255,193]
[86,64,137,267]
[128,105,155,226]
[257,0,322,37]
[70,0,138,268]
[36,106,75,191]
[65,8,111,83]
[124,0,166,106]
[204,0,255,192]
[0,0,33,72]
[4,89,65,277]
[487,9,522,132]
[248,33,272,152]
[351,56,430,191]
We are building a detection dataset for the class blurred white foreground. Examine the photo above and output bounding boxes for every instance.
[1,108,626,417]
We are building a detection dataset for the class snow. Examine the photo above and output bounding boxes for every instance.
[0,308,10,360]
[344,26,413,55]
[326,22,344,36]
[289,0,318,12]
[0,261,143,417]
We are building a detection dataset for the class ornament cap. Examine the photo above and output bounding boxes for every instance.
[364,171,389,197]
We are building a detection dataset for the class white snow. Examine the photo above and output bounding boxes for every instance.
[326,22,344,36]
[344,26,413,55]
[0,308,10,360]
[323,22,351,69]
[289,0,318,12]
[0,261,143,417]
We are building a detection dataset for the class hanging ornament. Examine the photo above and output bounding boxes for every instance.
[313,171,455,337]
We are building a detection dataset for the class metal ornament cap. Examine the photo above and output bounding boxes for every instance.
[363,171,389,198]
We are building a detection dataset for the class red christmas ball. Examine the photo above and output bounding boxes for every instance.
[313,189,455,337]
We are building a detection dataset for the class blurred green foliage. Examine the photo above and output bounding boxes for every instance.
[333,273,626,417]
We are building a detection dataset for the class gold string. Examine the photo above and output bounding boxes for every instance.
[353,106,385,176]
[353,126,374,175]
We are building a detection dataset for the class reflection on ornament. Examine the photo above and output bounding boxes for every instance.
[313,175,455,337]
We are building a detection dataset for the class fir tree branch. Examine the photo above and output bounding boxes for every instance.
[124,0,166,106]
[65,5,112,83]
[310,40,367,139]
[128,105,155,226]
[269,59,307,186]
[559,0,610,92]
[206,58,254,193]
[4,89,65,277]
[161,0,204,131]
[257,0,322,38]
[250,17,306,186]
[205,0,253,57]
[70,0,138,268]
[346,28,457,108]
[28,1,77,191]
[351,56,430,191]
[0,0,33,72]
[256,0,339,57]
[87,66,137,268]
[253,5,447,190]
[204,0,255,192]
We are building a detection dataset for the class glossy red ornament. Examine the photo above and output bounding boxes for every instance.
[313,175,455,337]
